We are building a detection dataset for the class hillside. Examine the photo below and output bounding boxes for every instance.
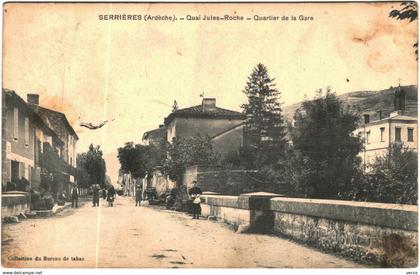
[283,85,418,122]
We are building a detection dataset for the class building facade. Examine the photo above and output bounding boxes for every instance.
[27,94,79,195]
[355,111,417,167]
[164,98,245,149]
[2,89,78,199]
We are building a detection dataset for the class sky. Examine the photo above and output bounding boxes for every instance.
[3,3,418,182]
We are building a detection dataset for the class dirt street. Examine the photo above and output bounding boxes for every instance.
[2,196,364,268]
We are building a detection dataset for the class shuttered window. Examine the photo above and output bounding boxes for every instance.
[24,117,29,146]
[13,107,18,140]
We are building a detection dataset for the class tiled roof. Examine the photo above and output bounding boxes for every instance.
[3,89,64,145]
[164,105,245,125]
[28,104,79,140]
[142,126,166,140]
[211,122,245,139]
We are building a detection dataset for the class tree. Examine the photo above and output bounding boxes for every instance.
[38,142,69,198]
[76,153,90,189]
[291,88,363,199]
[78,144,106,188]
[241,63,287,168]
[346,144,417,204]
[117,142,164,179]
[390,2,418,58]
[162,135,220,184]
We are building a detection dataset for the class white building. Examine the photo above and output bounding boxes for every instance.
[355,110,417,168]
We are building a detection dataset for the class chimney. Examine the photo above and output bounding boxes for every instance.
[27,94,39,105]
[202,98,216,112]
[363,114,370,124]
[377,110,382,120]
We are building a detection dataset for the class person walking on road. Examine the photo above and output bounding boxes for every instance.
[189,182,202,219]
[107,186,116,207]
[135,185,142,206]
[92,184,100,207]
[71,184,79,208]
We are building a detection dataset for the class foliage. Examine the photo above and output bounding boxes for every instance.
[76,154,90,189]
[162,135,220,184]
[290,88,363,199]
[389,2,418,58]
[77,144,106,188]
[30,189,54,210]
[117,142,164,179]
[38,142,68,197]
[343,144,417,205]
[221,146,259,170]
[241,63,288,168]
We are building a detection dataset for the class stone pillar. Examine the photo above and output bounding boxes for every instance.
[238,192,284,233]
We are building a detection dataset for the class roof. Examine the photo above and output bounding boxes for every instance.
[28,103,79,140]
[211,122,244,139]
[164,105,245,125]
[3,89,65,146]
[359,112,417,128]
[142,126,166,141]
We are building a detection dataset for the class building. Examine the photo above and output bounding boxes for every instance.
[356,111,417,167]
[164,98,245,153]
[210,122,245,157]
[142,125,166,147]
[355,86,417,168]
[2,89,64,191]
[27,94,79,195]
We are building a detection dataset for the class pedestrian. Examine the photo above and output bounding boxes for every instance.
[92,184,100,207]
[102,188,107,200]
[71,184,79,208]
[107,186,116,207]
[188,182,202,219]
[135,185,142,206]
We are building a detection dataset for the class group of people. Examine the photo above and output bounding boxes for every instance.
[70,184,116,208]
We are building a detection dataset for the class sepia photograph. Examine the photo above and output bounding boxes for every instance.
[0,1,418,270]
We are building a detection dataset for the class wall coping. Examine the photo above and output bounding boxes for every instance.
[271,197,418,211]
[270,197,418,231]
[202,194,418,231]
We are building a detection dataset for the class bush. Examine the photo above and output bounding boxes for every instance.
[30,190,55,210]
[342,144,417,205]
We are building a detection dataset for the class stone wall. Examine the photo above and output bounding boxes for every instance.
[2,191,30,219]
[183,165,279,195]
[201,193,418,267]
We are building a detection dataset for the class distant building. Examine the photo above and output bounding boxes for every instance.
[142,125,166,147]
[355,86,417,168]
[163,98,245,155]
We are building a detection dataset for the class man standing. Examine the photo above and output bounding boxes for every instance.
[107,185,116,207]
[92,184,100,207]
[135,185,142,206]
[71,184,79,208]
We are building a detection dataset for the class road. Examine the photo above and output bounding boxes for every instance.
[2,196,364,268]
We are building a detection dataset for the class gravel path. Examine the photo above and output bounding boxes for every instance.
[2,196,364,268]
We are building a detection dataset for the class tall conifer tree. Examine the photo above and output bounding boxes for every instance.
[241,63,287,167]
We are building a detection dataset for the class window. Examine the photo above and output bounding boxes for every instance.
[380,127,385,142]
[395,127,401,142]
[13,107,18,140]
[366,131,371,144]
[24,117,29,146]
[408,128,414,142]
